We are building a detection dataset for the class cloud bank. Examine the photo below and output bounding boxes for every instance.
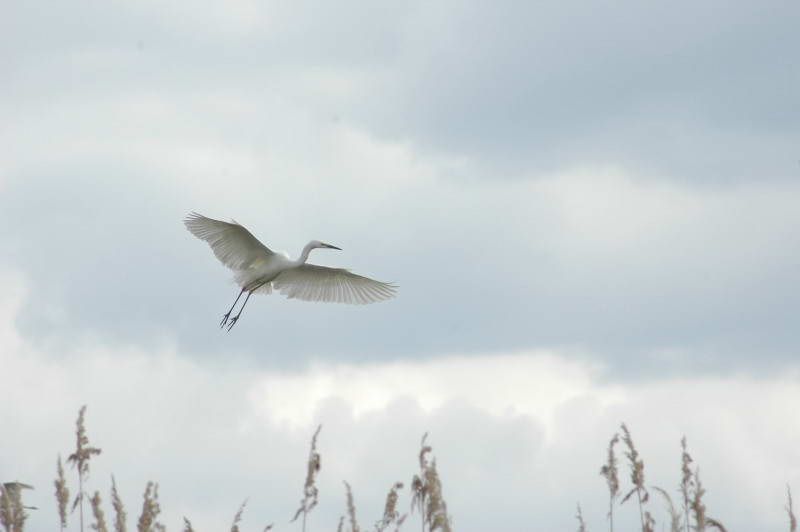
[2,273,799,531]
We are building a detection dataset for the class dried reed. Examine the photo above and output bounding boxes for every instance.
[343,481,360,532]
[788,485,798,532]
[292,425,322,532]
[679,437,693,532]
[230,499,247,532]
[376,482,404,532]
[67,405,103,532]
[0,483,27,532]
[690,467,706,532]
[423,461,450,532]
[182,517,195,532]
[599,433,619,532]
[620,423,648,532]
[651,486,681,532]
[409,434,451,532]
[706,517,728,531]
[411,434,432,532]
[394,514,408,532]
[575,503,588,532]
[136,482,164,532]
[110,476,127,532]
[90,491,109,532]
[55,456,70,531]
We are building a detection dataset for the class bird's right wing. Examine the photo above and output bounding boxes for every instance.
[273,264,396,304]
[184,212,274,270]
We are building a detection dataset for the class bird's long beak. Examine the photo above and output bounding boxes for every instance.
[322,243,342,250]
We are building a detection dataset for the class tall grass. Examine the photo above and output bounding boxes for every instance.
[5,406,799,531]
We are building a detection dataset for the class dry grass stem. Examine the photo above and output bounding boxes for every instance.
[67,405,103,532]
[620,423,648,532]
[343,481,361,532]
[679,437,693,532]
[376,482,403,532]
[690,468,706,532]
[111,476,127,532]
[337,515,345,532]
[423,461,450,532]
[599,433,620,532]
[393,514,408,532]
[706,518,728,532]
[788,485,798,532]
[411,433,432,530]
[410,434,451,532]
[136,482,165,532]
[0,483,28,532]
[291,425,322,532]
[90,491,109,532]
[687,467,725,532]
[182,517,195,532]
[643,511,655,532]
[576,503,588,532]
[230,499,247,532]
[652,486,681,532]
[55,456,70,531]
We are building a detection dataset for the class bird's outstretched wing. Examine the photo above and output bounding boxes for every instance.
[184,212,274,270]
[273,264,396,304]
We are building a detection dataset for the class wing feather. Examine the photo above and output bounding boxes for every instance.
[273,264,396,305]
[184,212,273,271]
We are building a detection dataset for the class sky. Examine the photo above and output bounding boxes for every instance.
[1,1,799,531]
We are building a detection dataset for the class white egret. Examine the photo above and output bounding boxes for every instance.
[184,212,396,330]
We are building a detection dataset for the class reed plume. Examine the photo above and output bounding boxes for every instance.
[67,406,103,532]
[788,485,797,532]
[110,476,127,532]
[643,511,655,532]
[55,456,70,531]
[291,425,322,532]
[575,503,588,532]
[690,467,706,532]
[652,486,681,532]
[599,433,619,532]
[679,437,693,532]
[620,423,648,532]
[0,483,28,532]
[376,482,404,532]
[343,481,360,532]
[136,482,164,532]
[90,491,109,532]
[410,434,451,532]
[230,499,247,532]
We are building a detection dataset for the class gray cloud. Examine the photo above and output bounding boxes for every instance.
[2,1,798,377]
[1,325,797,532]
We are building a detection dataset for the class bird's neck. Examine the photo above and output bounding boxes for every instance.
[294,242,315,266]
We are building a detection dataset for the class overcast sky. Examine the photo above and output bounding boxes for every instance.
[2,2,799,531]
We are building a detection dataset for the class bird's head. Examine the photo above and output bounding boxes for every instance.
[310,240,341,251]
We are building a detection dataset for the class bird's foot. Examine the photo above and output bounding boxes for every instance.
[226,315,239,332]
[220,312,231,328]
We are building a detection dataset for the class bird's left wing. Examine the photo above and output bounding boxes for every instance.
[184,212,274,270]
[273,264,396,304]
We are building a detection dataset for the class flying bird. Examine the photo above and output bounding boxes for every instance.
[184,212,396,330]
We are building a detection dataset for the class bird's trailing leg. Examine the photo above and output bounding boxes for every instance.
[220,288,245,328]
[226,291,253,331]
[226,281,268,331]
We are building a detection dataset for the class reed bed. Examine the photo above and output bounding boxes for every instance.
[2,407,798,531]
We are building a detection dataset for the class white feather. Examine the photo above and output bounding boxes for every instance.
[185,212,396,307]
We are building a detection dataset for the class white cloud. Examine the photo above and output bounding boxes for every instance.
[3,3,799,531]
[2,272,799,532]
